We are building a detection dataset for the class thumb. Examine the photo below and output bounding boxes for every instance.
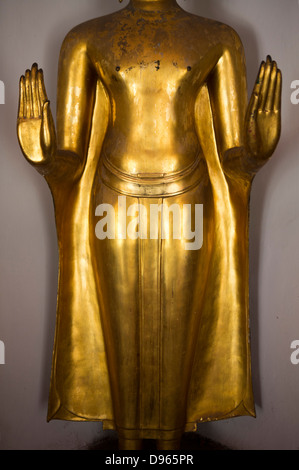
[247,92,259,122]
[41,100,56,156]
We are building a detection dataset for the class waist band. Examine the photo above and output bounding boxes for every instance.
[99,155,206,197]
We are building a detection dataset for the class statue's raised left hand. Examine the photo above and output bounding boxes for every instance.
[245,56,282,163]
[17,63,57,168]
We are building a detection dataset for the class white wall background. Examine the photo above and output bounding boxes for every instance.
[0,0,298,450]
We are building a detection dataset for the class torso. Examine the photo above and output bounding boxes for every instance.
[79,5,228,177]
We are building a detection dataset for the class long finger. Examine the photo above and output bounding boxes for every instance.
[273,69,282,111]
[31,63,40,117]
[260,56,273,110]
[25,69,33,118]
[37,69,48,106]
[264,61,278,111]
[18,75,25,119]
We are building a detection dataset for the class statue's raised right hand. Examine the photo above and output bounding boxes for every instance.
[17,63,56,167]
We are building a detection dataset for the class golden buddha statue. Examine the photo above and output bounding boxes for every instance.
[17,0,282,450]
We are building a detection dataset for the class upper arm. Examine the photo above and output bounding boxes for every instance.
[56,29,97,162]
[207,28,248,157]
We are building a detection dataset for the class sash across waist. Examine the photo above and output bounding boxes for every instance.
[99,155,206,197]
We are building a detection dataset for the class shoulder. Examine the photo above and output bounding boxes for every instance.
[205,18,244,52]
[185,13,244,52]
[61,9,124,45]
[59,10,118,54]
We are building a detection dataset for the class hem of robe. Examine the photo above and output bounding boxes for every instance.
[47,399,256,438]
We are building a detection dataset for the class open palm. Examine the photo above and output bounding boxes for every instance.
[17,63,56,166]
[245,56,282,162]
